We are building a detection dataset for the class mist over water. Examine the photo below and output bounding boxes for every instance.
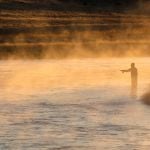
[0,1,150,149]
[0,58,150,149]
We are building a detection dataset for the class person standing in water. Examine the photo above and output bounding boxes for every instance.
[121,63,138,97]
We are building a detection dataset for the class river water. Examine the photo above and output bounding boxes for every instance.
[0,58,150,150]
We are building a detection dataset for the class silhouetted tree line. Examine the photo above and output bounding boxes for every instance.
[0,0,141,11]
[59,0,139,6]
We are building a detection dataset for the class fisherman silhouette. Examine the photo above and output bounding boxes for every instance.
[121,63,138,97]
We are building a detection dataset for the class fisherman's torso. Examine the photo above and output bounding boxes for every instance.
[131,67,138,78]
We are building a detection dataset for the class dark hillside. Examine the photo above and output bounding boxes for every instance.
[0,0,150,58]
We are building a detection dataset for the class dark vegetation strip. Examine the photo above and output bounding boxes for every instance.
[0,0,138,12]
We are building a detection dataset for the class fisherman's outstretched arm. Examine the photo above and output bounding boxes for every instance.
[120,68,131,73]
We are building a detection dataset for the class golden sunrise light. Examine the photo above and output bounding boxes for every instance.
[0,0,150,149]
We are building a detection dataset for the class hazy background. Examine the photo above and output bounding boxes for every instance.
[1,2,150,149]
[0,0,150,58]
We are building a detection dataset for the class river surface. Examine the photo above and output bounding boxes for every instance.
[0,58,150,150]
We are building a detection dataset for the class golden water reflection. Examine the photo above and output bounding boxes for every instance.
[0,58,150,149]
[0,58,149,101]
